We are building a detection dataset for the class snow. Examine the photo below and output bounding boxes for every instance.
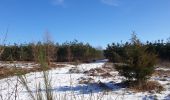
[155,67,170,71]
[0,61,170,100]
[0,61,38,68]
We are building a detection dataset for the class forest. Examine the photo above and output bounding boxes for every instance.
[104,36,170,63]
[0,40,103,62]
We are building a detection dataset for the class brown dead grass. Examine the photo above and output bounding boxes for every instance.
[157,60,170,68]
[130,81,165,93]
[100,72,112,78]
[0,62,66,79]
[153,70,170,77]
[86,68,106,77]
[84,62,114,78]
[0,67,30,79]
[78,77,95,84]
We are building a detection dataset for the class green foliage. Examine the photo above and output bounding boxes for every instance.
[146,40,170,61]
[0,40,104,62]
[106,33,157,83]
[104,43,128,63]
[116,43,157,83]
[55,40,103,62]
[1,44,34,61]
[105,40,170,62]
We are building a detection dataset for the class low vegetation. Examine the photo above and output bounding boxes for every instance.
[105,33,162,92]
[18,41,55,100]
[0,62,65,79]
[129,81,164,93]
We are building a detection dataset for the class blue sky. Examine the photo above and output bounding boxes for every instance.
[0,0,170,48]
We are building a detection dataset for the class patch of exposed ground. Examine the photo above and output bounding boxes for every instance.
[129,81,165,93]
[0,62,65,79]
[82,63,115,78]
[153,70,170,77]
[156,60,170,68]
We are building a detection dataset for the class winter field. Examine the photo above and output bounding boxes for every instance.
[0,60,170,100]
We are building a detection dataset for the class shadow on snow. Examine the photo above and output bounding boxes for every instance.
[54,82,125,94]
[23,81,125,95]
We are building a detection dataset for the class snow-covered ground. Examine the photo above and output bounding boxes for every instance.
[0,61,38,68]
[0,61,170,100]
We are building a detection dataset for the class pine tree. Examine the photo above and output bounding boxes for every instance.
[115,33,157,84]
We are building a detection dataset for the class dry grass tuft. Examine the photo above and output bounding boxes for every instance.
[153,70,170,77]
[0,67,28,79]
[0,62,66,79]
[84,68,105,76]
[78,77,95,84]
[130,81,165,93]
[83,63,114,78]
[157,60,170,68]
[100,72,112,78]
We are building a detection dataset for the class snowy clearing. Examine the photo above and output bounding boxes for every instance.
[0,61,170,100]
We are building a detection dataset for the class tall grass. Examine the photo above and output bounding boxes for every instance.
[18,43,54,100]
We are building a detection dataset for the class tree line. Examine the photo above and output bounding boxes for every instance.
[0,40,104,62]
[104,36,170,63]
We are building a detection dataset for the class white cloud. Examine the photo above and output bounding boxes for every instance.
[101,0,119,6]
